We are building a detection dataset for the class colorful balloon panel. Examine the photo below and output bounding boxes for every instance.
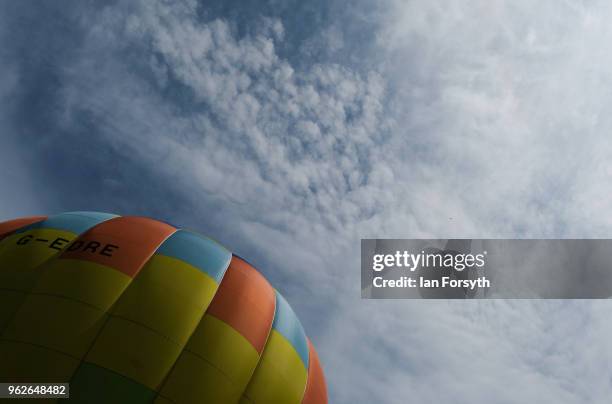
[0,212,327,403]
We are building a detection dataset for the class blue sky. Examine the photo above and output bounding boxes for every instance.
[2,1,612,402]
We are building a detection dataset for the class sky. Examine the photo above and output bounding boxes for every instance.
[1,0,612,402]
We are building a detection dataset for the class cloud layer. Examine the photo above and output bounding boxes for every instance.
[2,0,612,402]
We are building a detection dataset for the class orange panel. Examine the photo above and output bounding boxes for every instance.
[60,217,176,277]
[206,256,275,353]
[302,340,328,404]
[0,216,47,240]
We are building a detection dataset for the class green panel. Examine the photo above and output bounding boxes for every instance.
[69,362,156,403]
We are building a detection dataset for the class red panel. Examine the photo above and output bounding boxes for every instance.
[302,339,328,404]
[60,216,175,277]
[206,255,276,354]
[0,216,47,241]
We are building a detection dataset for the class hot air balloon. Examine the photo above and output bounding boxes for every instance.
[0,212,327,403]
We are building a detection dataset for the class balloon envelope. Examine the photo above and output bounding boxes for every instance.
[0,212,327,403]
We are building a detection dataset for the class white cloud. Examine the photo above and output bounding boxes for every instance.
[376,0,612,238]
[59,0,394,245]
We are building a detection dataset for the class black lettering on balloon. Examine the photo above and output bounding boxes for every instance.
[16,235,33,245]
[100,244,119,257]
[67,240,84,251]
[49,238,69,251]
[83,241,101,253]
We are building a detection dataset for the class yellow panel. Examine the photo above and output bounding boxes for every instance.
[33,259,131,311]
[161,315,260,402]
[0,289,25,332]
[0,340,79,382]
[2,294,108,359]
[0,229,76,292]
[160,351,238,404]
[112,255,218,344]
[242,330,308,404]
[154,396,175,404]
[186,314,260,387]
[86,317,183,390]
[239,396,255,404]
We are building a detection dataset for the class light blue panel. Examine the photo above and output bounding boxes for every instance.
[17,211,118,234]
[155,230,231,282]
[272,291,309,369]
